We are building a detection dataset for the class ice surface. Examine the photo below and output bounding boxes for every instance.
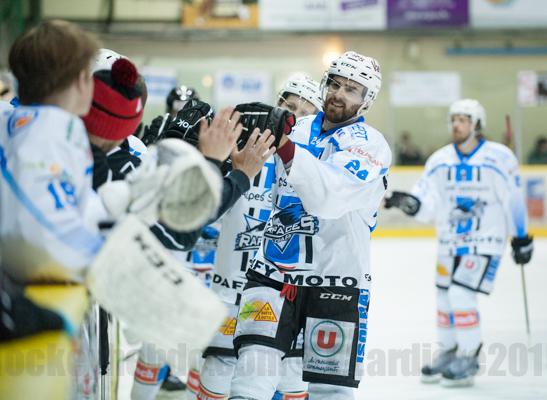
[116,238,547,399]
[357,238,547,400]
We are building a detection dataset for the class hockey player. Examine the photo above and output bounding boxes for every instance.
[384,99,534,387]
[167,85,200,118]
[81,56,276,399]
[228,51,391,400]
[198,76,323,400]
[0,20,105,283]
[277,75,323,119]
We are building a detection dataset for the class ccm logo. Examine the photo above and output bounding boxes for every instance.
[319,293,352,301]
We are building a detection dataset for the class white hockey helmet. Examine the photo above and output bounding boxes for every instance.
[278,75,323,112]
[448,98,486,132]
[92,48,126,73]
[321,51,382,113]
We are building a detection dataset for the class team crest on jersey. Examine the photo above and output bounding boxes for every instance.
[234,213,268,251]
[449,197,486,224]
[9,109,38,136]
[264,203,319,253]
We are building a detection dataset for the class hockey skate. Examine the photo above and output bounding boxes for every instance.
[440,355,479,387]
[156,370,187,400]
[421,347,457,383]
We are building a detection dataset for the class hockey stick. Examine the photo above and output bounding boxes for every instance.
[519,263,531,339]
[506,114,531,338]
[504,114,513,150]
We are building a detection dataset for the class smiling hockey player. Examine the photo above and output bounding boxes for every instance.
[385,98,533,387]
[198,75,322,400]
[228,51,391,400]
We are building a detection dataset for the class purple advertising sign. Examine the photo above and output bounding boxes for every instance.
[387,0,469,28]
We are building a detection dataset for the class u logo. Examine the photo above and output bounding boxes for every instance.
[310,321,345,357]
[317,330,337,349]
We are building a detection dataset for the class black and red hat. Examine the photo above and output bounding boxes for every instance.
[83,58,143,141]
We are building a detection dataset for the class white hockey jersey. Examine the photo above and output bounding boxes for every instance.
[411,140,528,257]
[249,112,392,289]
[0,104,106,282]
[213,159,276,304]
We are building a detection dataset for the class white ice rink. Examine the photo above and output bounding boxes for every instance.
[118,238,547,399]
[358,238,547,400]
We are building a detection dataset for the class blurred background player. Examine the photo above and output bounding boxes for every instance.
[198,75,322,400]
[384,98,534,387]
[229,51,391,400]
[166,85,200,118]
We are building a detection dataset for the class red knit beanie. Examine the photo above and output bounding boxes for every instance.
[82,58,143,141]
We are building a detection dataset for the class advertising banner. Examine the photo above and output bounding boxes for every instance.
[140,66,178,104]
[387,0,469,29]
[390,72,461,107]
[259,0,386,31]
[214,71,272,108]
[471,0,547,29]
[182,0,258,29]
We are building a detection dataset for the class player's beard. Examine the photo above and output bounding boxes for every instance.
[452,129,473,145]
[324,95,361,124]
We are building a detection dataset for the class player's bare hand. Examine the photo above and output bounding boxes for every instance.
[231,128,275,179]
[198,107,242,162]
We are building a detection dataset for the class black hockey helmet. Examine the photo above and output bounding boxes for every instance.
[166,85,199,114]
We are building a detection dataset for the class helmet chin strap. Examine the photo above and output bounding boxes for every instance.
[356,101,369,117]
[457,127,477,150]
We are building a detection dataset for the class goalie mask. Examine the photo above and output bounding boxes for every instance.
[320,51,382,116]
[278,76,323,118]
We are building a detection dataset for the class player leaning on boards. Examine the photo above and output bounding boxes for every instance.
[198,76,323,400]
[229,51,391,400]
[385,99,533,387]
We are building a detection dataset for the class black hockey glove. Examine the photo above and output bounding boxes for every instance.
[384,191,421,216]
[511,235,533,265]
[234,102,296,150]
[141,114,171,146]
[161,99,214,147]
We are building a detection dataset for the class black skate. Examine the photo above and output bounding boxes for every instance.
[156,370,187,400]
[421,346,457,383]
[440,355,480,387]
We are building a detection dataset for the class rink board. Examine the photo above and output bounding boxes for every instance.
[0,285,88,400]
[376,165,547,237]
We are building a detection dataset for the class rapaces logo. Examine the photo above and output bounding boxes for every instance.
[264,203,318,253]
[234,213,268,251]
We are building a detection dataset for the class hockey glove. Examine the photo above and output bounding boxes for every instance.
[161,99,214,147]
[384,191,421,216]
[511,235,534,265]
[141,114,172,146]
[234,102,296,149]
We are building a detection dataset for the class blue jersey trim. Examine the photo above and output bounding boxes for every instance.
[453,139,485,162]
[427,163,450,177]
